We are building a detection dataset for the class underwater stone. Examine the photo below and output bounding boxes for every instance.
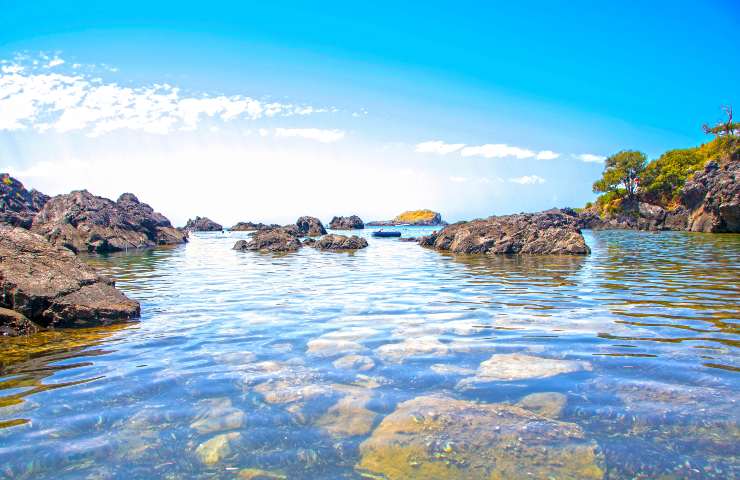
[457,353,592,388]
[515,392,568,419]
[195,432,241,465]
[333,354,376,371]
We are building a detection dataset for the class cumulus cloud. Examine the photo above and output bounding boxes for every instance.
[273,127,345,143]
[416,140,466,155]
[536,150,560,160]
[0,55,333,135]
[509,175,545,185]
[575,153,606,163]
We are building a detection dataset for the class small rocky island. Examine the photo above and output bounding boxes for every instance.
[230,221,280,231]
[328,215,364,230]
[367,209,445,226]
[233,217,368,253]
[421,209,590,255]
[184,216,223,232]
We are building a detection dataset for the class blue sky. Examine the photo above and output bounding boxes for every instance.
[1,1,738,225]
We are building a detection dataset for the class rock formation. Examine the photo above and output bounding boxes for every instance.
[233,228,302,253]
[421,209,590,255]
[0,173,49,229]
[295,216,327,236]
[0,225,140,330]
[184,216,223,232]
[230,221,280,231]
[328,215,364,230]
[313,234,368,250]
[31,191,187,253]
[367,209,445,226]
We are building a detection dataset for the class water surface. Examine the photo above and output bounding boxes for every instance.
[1,228,738,479]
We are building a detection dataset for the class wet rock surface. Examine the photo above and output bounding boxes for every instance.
[356,394,605,479]
[516,392,567,419]
[184,216,223,231]
[233,228,303,253]
[0,173,49,229]
[328,215,364,230]
[31,190,187,253]
[190,397,245,434]
[683,159,739,232]
[0,225,140,328]
[195,431,241,465]
[295,216,327,236]
[0,306,41,336]
[315,386,377,437]
[312,234,368,250]
[421,209,590,255]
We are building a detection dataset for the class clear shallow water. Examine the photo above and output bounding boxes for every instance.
[0,228,738,479]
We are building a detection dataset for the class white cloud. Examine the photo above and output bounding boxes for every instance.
[0,55,334,135]
[536,150,560,160]
[509,175,545,185]
[575,153,606,163]
[416,140,465,155]
[461,144,535,159]
[449,176,468,183]
[274,127,345,143]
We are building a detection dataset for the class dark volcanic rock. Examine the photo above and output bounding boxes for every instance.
[185,216,223,232]
[682,160,739,232]
[328,215,364,230]
[230,221,280,231]
[0,225,140,329]
[233,228,302,253]
[421,210,590,255]
[0,173,49,229]
[31,191,187,253]
[313,234,368,250]
[296,216,327,236]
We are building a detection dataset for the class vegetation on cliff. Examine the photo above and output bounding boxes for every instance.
[393,209,441,224]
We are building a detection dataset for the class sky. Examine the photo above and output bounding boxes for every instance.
[1,0,738,226]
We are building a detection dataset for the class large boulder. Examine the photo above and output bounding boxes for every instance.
[356,395,605,480]
[31,191,187,253]
[313,234,368,250]
[421,210,590,255]
[0,225,140,330]
[185,216,223,232]
[328,215,364,230]
[682,160,739,232]
[295,216,327,236]
[233,228,302,253]
[230,221,280,231]
[0,173,49,229]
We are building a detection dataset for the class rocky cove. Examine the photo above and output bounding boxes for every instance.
[0,164,738,478]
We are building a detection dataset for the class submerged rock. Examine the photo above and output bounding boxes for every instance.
[230,221,280,231]
[31,190,186,253]
[0,225,140,329]
[306,337,366,358]
[458,353,591,388]
[190,398,245,434]
[516,392,568,419]
[312,234,368,250]
[376,336,449,364]
[233,228,302,253]
[333,354,376,372]
[421,210,590,255]
[195,432,241,465]
[184,216,223,231]
[296,216,327,236]
[316,386,377,437]
[328,215,365,230]
[0,173,49,229]
[356,395,604,479]
[238,468,287,480]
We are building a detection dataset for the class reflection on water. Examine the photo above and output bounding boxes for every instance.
[0,228,738,479]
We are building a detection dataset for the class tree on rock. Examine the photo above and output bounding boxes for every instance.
[592,150,647,199]
[703,105,739,137]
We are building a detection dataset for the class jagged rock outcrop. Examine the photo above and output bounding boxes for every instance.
[0,307,41,336]
[185,216,223,232]
[682,160,739,232]
[367,209,445,226]
[0,225,140,330]
[313,234,368,250]
[328,215,364,230]
[295,216,327,236]
[230,221,280,231]
[31,191,187,253]
[233,228,302,253]
[0,173,49,229]
[421,209,590,255]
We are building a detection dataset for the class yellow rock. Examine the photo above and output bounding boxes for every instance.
[238,468,287,479]
[195,432,241,465]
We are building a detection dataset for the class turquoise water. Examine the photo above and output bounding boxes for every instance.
[0,228,738,479]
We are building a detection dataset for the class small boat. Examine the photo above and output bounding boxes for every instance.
[372,230,401,238]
